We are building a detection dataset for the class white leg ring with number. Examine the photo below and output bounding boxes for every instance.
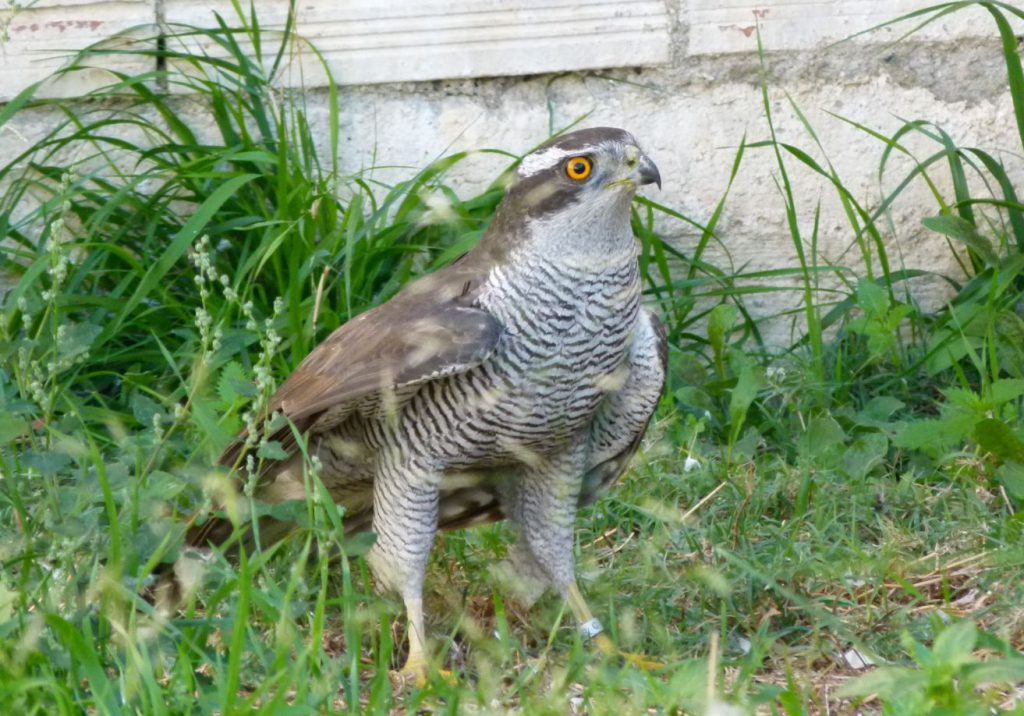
[579,617,603,640]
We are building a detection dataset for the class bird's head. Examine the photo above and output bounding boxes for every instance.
[509,127,659,214]
[491,128,660,257]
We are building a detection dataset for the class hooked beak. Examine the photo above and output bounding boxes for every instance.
[637,153,661,189]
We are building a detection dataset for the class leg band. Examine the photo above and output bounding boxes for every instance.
[578,617,603,640]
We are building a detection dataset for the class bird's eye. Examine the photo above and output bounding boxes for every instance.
[564,156,592,181]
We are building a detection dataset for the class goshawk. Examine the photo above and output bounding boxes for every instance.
[171,127,666,683]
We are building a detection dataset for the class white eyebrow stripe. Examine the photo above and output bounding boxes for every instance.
[518,144,598,178]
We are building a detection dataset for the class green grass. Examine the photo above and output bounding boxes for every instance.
[2,1,1024,713]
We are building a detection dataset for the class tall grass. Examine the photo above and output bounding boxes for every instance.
[1,0,1024,713]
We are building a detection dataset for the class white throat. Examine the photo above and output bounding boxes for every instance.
[520,189,636,262]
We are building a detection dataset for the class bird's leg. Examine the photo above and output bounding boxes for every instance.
[395,580,456,688]
[506,451,582,596]
[506,451,604,643]
[566,580,614,655]
[566,579,664,670]
[401,594,429,679]
[490,534,552,608]
[505,450,662,670]
[366,454,443,688]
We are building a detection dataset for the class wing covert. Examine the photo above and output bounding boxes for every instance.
[218,265,502,470]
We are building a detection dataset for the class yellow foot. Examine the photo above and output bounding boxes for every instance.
[593,633,665,671]
[594,633,617,656]
[390,663,427,689]
[618,651,665,670]
[390,661,455,689]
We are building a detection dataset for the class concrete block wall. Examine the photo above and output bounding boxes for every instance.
[1,1,1021,344]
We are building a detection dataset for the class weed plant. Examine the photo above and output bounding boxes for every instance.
[1,1,1024,713]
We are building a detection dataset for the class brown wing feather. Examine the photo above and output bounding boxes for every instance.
[184,242,509,554]
[217,250,504,472]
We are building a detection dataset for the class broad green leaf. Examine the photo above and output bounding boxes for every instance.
[99,461,131,493]
[254,498,308,524]
[931,620,977,667]
[708,303,738,375]
[217,361,257,405]
[843,432,889,480]
[987,378,1024,406]
[974,418,1024,464]
[708,303,738,350]
[0,414,29,443]
[998,324,1024,379]
[925,328,980,376]
[856,396,905,424]
[854,278,889,317]
[964,658,1024,689]
[673,386,715,412]
[671,352,710,389]
[56,322,102,362]
[996,309,1024,356]
[131,392,166,428]
[21,449,73,476]
[191,395,237,458]
[798,415,846,463]
[257,440,289,460]
[341,530,377,557]
[727,349,763,446]
[145,470,190,502]
[731,426,762,458]
[894,413,977,456]
[922,214,998,266]
[838,665,924,698]
[942,387,982,410]
[997,463,1024,501]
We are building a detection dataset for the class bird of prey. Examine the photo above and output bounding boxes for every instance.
[170,126,666,684]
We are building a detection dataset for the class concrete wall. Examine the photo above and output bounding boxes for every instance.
[2,1,1021,344]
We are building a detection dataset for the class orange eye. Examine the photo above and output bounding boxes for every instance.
[565,156,592,181]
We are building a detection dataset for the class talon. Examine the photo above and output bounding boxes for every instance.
[619,651,665,670]
[591,633,664,670]
[391,660,428,689]
[391,659,456,689]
